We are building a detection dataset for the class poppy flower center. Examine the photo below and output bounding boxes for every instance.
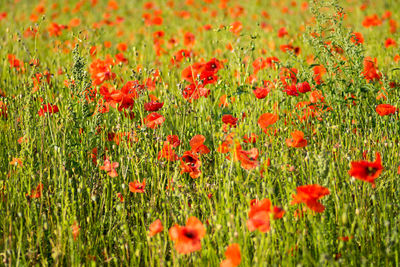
[182,229,197,239]
[367,167,377,175]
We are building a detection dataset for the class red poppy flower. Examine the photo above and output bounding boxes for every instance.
[149,219,163,237]
[350,32,364,45]
[233,143,259,170]
[182,83,210,102]
[220,244,241,267]
[10,158,23,167]
[100,159,119,177]
[200,71,218,85]
[348,152,384,187]
[158,141,178,161]
[89,58,116,86]
[144,112,165,129]
[313,65,326,85]
[362,57,381,82]
[71,221,80,241]
[283,84,299,96]
[291,184,330,213]
[230,21,243,35]
[217,133,235,154]
[189,135,210,154]
[258,113,278,132]
[222,115,238,127]
[180,151,202,178]
[362,14,382,27]
[184,32,196,47]
[204,58,223,73]
[167,135,181,147]
[385,38,396,48]
[278,27,288,38]
[129,179,146,193]
[247,199,284,233]
[26,183,43,199]
[296,81,311,93]
[376,104,397,116]
[182,62,205,82]
[38,104,59,116]
[169,216,206,254]
[144,101,164,111]
[286,131,307,148]
[253,86,270,99]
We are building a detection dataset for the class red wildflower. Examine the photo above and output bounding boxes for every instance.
[189,135,210,154]
[169,217,206,254]
[204,58,224,72]
[247,199,284,233]
[158,141,178,161]
[167,135,181,147]
[233,143,259,170]
[184,32,196,47]
[144,101,164,111]
[376,104,397,116]
[291,184,330,213]
[144,112,165,129]
[8,54,24,72]
[71,221,80,241]
[47,22,67,37]
[338,236,353,242]
[129,179,146,193]
[182,83,210,102]
[89,58,116,86]
[253,83,271,99]
[362,14,382,28]
[38,104,59,116]
[180,151,202,178]
[362,57,381,82]
[26,183,43,199]
[100,159,119,177]
[10,158,23,167]
[283,84,299,96]
[220,244,241,267]
[258,113,278,132]
[313,65,326,85]
[149,219,163,237]
[230,21,243,35]
[385,38,397,48]
[348,152,384,187]
[296,81,311,93]
[350,32,364,45]
[222,115,239,127]
[286,131,307,148]
[278,27,288,38]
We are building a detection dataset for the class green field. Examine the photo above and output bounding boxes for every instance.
[1,0,400,265]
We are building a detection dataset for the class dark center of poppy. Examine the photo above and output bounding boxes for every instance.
[183,229,197,239]
[367,167,377,175]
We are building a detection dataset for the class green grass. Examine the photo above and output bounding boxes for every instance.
[0,0,400,265]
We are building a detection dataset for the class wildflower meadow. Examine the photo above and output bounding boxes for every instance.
[1,0,400,265]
